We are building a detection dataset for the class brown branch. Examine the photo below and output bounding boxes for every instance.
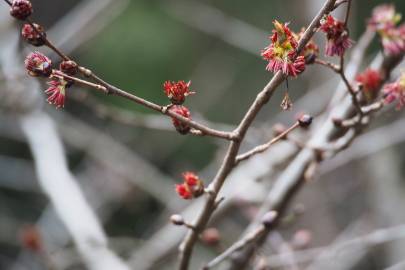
[2,2,234,141]
[314,58,340,72]
[52,70,108,94]
[177,1,338,269]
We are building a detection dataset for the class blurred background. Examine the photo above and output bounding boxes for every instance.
[0,0,404,269]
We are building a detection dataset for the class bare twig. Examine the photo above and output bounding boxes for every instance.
[235,122,300,165]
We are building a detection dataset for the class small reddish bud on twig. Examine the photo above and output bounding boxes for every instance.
[169,105,191,134]
[291,229,312,249]
[10,0,32,20]
[201,228,221,246]
[60,60,79,76]
[19,225,42,252]
[272,123,288,138]
[170,214,185,226]
[25,51,52,77]
[261,211,278,227]
[298,114,313,127]
[21,23,46,47]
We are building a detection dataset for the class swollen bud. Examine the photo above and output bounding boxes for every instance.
[298,114,313,128]
[170,214,185,226]
[60,60,79,76]
[201,228,221,246]
[169,105,191,135]
[21,23,46,47]
[261,211,278,227]
[10,0,33,20]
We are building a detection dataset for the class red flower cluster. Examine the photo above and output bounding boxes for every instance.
[21,23,46,47]
[163,80,195,105]
[355,69,382,101]
[10,0,32,20]
[169,105,191,134]
[175,172,204,200]
[45,78,67,108]
[383,72,405,110]
[24,51,52,77]
[261,20,305,77]
[368,5,404,55]
[319,15,352,57]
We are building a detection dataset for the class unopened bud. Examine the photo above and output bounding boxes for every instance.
[201,228,220,246]
[261,211,278,227]
[298,114,313,128]
[10,0,33,20]
[170,214,184,226]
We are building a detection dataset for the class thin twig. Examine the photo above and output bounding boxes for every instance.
[52,70,108,93]
[314,59,340,73]
[235,122,300,165]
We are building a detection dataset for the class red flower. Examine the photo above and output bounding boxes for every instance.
[320,15,352,57]
[383,72,405,110]
[10,0,32,20]
[182,171,199,186]
[169,105,191,134]
[355,68,382,100]
[45,79,67,108]
[368,4,401,32]
[21,23,46,47]
[175,183,192,200]
[261,20,305,77]
[24,51,52,77]
[175,172,204,200]
[163,80,194,105]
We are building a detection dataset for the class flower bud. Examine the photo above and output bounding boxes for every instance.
[291,229,312,249]
[201,228,221,246]
[169,105,191,135]
[25,51,52,77]
[170,214,185,226]
[261,211,278,227]
[10,0,33,20]
[21,23,46,47]
[298,114,313,128]
[60,60,79,76]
